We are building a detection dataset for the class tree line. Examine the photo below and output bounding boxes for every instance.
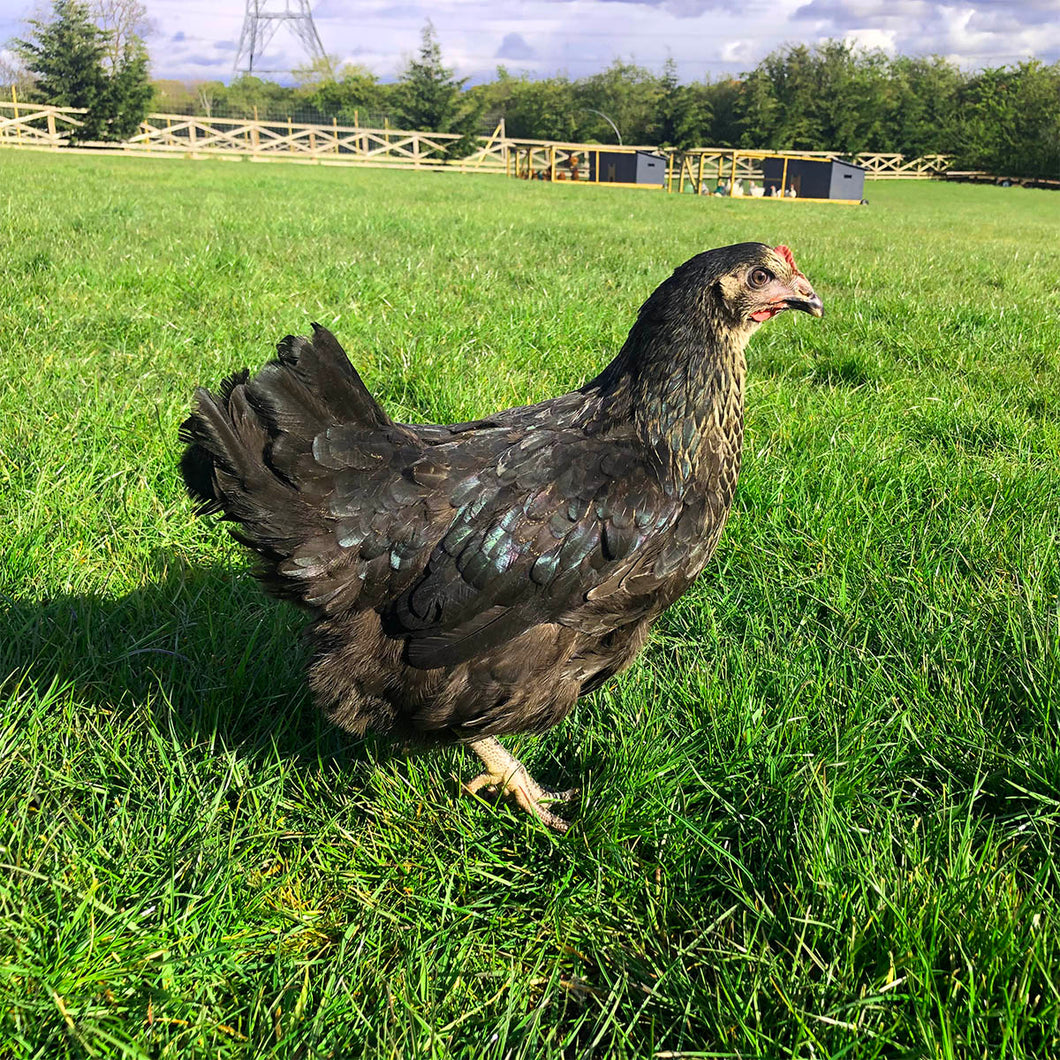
[153,31,1060,181]
[7,4,1060,179]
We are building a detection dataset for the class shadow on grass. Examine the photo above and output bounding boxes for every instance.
[0,558,379,771]
[6,562,1057,1056]
[0,559,598,828]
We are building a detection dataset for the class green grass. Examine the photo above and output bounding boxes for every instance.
[1,151,1059,1059]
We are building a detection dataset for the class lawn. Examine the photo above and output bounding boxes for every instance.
[1,150,1059,1059]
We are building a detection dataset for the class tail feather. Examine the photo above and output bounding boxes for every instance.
[274,323,392,431]
[179,325,385,562]
[179,371,259,515]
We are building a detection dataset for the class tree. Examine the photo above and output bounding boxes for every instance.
[735,65,780,148]
[0,50,36,98]
[293,56,384,123]
[885,56,962,156]
[655,59,712,149]
[956,61,1060,178]
[394,21,482,154]
[732,42,896,152]
[102,31,151,139]
[92,0,153,140]
[13,0,109,140]
[573,60,662,144]
[90,0,152,73]
[196,80,225,118]
[743,45,826,149]
[222,74,295,119]
[703,78,742,147]
[484,69,578,141]
[292,54,340,91]
[12,0,151,142]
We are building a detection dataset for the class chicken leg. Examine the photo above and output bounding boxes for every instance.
[464,737,577,833]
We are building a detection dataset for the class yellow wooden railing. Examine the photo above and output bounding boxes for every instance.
[0,99,954,182]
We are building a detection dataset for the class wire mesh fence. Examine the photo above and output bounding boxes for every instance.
[155,100,395,129]
[147,100,501,135]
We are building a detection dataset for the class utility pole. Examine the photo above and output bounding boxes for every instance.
[234,0,329,77]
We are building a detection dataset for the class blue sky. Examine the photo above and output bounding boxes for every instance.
[2,0,1056,85]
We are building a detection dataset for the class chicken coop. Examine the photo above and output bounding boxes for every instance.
[588,150,667,187]
[762,156,866,202]
[507,143,867,202]
[508,143,667,189]
[667,149,868,204]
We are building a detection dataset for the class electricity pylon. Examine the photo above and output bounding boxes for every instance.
[234,0,329,76]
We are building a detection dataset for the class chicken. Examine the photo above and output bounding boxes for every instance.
[179,242,823,832]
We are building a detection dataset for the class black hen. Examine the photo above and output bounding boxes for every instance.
[180,242,822,831]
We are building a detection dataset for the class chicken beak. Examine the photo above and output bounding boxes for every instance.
[786,285,824,318]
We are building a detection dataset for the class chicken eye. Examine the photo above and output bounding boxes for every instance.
[749,268,772,288]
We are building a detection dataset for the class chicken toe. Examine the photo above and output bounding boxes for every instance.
[465,737,576,832]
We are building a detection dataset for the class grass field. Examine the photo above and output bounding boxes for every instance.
[1,150,1059,1058]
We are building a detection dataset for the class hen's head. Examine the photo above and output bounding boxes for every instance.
[671,242,823,330]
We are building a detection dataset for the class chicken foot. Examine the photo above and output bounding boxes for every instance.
[464,736,577,833]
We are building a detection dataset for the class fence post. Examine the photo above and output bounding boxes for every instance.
[12,86,22,146]
[333,116,338,155]
[47,110,57,147]
[252,106,259,153]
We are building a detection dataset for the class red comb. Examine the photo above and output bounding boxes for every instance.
[774,245,797,270]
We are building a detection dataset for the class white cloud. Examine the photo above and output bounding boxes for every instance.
[794,0,1060,65]
[720,38,756,64]
[841,27,898,52]
[1,0,1055,83]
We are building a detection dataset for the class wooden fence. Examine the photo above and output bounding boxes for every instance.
[123,112,513,171]
[672,148,953,185]
[0,100,953,181]
[849,153,954,178]
[0,101,85,148]
[0,101,511,172]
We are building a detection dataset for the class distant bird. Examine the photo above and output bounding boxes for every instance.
[180,243,822,831]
